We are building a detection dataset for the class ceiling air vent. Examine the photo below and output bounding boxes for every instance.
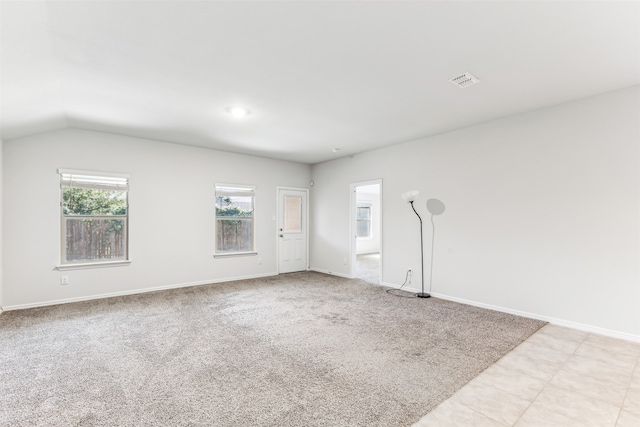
[449,73,479,88]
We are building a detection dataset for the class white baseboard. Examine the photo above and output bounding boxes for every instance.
[309,267,353,279]
[2,272,278,312]
[380,281,640,344]
[432,292,640,344]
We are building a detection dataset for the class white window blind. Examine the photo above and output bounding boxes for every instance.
[215,185,255,197]
[59,170,129,191]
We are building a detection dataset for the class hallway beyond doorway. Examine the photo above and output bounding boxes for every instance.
[356,253,380,284]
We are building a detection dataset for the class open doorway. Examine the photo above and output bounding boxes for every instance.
[351,180,382,284]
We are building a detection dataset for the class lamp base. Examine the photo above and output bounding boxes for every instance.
[416,293,431,298]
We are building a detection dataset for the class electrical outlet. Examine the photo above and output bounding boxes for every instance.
[60,276,69,285]
[343,258,347,265]
[258,258,262,265]
[408,269,412,277]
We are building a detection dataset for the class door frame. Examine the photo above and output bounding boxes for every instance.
[276,186,310,274]
[350,179,383,282]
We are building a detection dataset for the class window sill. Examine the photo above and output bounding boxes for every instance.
[55,260,131,271]
[214,251,257,259]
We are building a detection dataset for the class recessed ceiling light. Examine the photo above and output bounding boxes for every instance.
[226,106,251,118]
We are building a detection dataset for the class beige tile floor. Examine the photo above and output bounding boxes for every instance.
[412,324,640,427]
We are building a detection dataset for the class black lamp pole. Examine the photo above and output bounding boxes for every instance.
[409,200,430,298]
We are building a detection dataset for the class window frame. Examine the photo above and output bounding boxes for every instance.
[57,169,131,270]
[214,183,257,258]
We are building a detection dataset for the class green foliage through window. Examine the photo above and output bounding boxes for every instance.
[215,196,252,217]
[63,188,127,216]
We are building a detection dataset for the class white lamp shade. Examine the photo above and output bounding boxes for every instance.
[427,198,446,215]
[401,190,419,202]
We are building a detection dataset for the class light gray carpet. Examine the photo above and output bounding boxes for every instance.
[0,272,545,426]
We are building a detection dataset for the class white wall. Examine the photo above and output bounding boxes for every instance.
[3,129,311,308]
[311,86,640,339]
[0,137,3,311]
[355,186,381,254]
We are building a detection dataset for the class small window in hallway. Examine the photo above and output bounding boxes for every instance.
[356,204,372,238]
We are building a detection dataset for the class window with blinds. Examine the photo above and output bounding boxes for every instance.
[215,184,255,254]
[59,169,129,265]
[356,204,372,239]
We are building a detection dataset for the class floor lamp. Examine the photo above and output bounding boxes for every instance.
[402,192,446,298]
[401,191,430,298]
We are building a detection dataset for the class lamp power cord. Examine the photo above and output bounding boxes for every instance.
[385,270,417,298]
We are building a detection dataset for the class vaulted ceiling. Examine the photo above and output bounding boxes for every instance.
[2,1,639,164]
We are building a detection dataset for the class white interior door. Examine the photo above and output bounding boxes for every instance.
[278,188,308,273]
